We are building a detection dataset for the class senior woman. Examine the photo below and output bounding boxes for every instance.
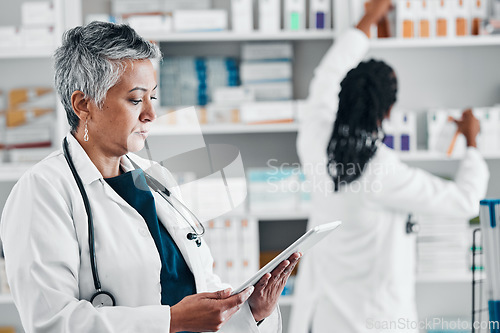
[0,22,299,333]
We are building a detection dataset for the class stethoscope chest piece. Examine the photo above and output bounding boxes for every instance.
[406,214,420,234]
[91,291,116,308]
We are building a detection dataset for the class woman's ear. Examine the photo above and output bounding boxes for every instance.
[71,90,90,121]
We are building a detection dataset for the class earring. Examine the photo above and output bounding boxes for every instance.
[84,119,89,142]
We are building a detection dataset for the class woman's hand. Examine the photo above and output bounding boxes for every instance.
[356,0,393,37]
[248,253,302,322]
[169,286,254,333]
[452,109,481,148]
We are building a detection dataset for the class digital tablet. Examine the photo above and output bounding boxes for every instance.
[231,221,342,295]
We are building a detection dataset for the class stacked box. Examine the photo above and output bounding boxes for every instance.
[2,88,56,162]
[382,110,418,152]
[416,215,471,279]
[247,167,310,213]
[160,57,239,107]
[203,217,259,288]
[427,107,500,156]
[240,43,293,102]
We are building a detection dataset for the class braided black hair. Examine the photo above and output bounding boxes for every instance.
[326,59,397,191]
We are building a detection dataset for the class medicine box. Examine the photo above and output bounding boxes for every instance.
[241,43,293,61]
[20,27,55,48]
[21,1,55,27]
[244,81,293,101]
[284,0,305,31]
[240,61,292,83]
[173,10,228,32]
[0,27,21,49]
[231,0,253,32]
[240,101,294,123]
[259,0,281,32]
[310,0,331,30]
[111,0,162,17]
[397,0,415,38]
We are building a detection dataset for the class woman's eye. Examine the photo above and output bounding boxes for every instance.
[151,96,157,101]
[130,99,142,105]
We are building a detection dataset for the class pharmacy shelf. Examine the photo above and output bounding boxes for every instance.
[370,36,500,49]
[0,294,13,305]
[398,151,500,162]
[149,122,300,135]
[0,46,56,59]
[0,163,34,182]
[250,210,310,221]
[141,30,336,42]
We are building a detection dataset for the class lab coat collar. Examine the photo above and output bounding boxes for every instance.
[65,133,144,185]
[65,133,104,185]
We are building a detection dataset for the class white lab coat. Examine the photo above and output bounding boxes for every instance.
[290,29,490,333]
[0,133,281,333]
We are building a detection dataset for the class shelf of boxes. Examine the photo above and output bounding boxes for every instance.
[149,122,300,136]
[140,31,500,47]
[398,151,500,162]
[370,35,500,49]
[0,46,56,59]
[140,30,336,42]
[249,211,310,221]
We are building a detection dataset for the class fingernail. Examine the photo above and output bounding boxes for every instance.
[248,286,254,294]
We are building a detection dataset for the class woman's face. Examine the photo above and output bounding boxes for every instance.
[88,59,157,156]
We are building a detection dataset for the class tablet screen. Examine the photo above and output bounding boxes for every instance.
[231,221,341,295]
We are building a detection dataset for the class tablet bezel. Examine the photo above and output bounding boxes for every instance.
[231,220,342,295]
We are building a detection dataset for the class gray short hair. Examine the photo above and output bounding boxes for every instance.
[54,21,162,132]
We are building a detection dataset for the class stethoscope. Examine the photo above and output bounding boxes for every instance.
[406,214,419,234]
[62,138,205,307]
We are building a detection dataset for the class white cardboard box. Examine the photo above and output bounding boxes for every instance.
[21,1,55,27]
[231,0,253,32]
[259,0,281,32]
[173,10,228,32]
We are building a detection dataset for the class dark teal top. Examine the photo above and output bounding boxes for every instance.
[105,169,197,307]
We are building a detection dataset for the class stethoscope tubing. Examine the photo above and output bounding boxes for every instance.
[63,138,102,292]
[62,138,205,306]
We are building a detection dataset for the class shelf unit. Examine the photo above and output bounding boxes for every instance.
[370,35,500,48]
[0,46,56,59]
[2,141,500,183]
[149,122,300,136]
[1,0,499,331]
[140,30,337,42]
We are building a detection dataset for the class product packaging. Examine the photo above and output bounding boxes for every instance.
[231,0,253,32]
[259,0,281,32]
[284,0,306,31]
[310,0,331,30]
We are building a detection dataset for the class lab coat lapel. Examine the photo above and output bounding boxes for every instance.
[153,192,207,292]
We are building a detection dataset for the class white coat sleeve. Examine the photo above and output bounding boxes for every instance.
[366,147,490,218]
[304,28,370,124]
[297,29,369,178]
[0,172,171,333]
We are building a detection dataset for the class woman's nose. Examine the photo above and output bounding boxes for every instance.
[141,101,157,122]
